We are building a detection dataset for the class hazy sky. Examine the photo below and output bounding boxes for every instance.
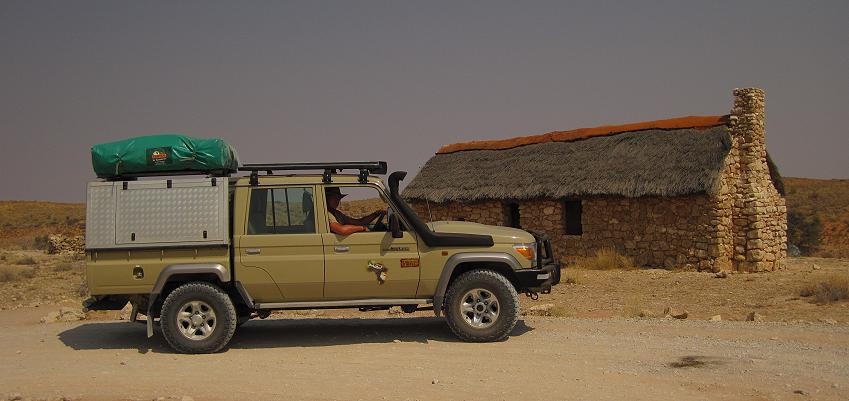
[1,1,847,202]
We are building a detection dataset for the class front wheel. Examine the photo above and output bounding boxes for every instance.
[444,269,520,342]
[160,282,237,354]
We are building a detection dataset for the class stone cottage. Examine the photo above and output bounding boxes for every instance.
[403,88,786,272]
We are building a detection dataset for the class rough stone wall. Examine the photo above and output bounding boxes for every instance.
[519,197,728,270]
[409,200,506,226]
[411,196,724,270]
[724,88,787,271]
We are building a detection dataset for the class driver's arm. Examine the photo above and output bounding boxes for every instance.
[350,210,386,226]
[329,222,367,235]
[328,210,368,235]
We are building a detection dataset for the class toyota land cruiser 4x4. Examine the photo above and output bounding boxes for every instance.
[83,161,560,353]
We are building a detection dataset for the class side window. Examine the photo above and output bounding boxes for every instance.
[247,187,315,235]
[326,185,399,230]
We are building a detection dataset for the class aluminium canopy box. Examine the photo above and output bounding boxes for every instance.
[85,177,229,250]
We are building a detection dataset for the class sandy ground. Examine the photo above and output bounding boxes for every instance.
[1,253,848,400]
[1,306,848,401]
[523,256,849,323]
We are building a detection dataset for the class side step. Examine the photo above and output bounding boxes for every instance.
[255,298,432,310]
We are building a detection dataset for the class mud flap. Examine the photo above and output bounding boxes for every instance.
[129,303,139,323]
[146,303,154,338]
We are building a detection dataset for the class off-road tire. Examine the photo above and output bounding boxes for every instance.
[444,269,520,342]
[160,282,237,354]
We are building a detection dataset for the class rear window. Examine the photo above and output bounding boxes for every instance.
[247,187,315,234]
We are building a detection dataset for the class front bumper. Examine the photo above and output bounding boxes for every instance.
[514,261,560,293]
[515,230,561,293]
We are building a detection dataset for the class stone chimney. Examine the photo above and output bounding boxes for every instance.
[728,88,787,271]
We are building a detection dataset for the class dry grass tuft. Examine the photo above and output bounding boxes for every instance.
[562,270,579,285]
[0,265,36,282]
[622,296,644,318]
[53,262,76,272]
[548,305,572,318]
[576,248,634,270]
[21,267,36,279]
[800,273,849,304]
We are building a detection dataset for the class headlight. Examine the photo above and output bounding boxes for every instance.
[513,243,537,263]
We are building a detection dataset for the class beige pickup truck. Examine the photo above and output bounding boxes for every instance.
[84,162,560,353]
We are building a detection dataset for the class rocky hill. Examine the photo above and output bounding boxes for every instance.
[0,201,85,249]
[783,177,849,258]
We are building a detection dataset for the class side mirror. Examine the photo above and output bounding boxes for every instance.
[389,213,403,238]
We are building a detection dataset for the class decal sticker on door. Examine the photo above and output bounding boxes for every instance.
[400,258,420,268]
[367,260,388,285]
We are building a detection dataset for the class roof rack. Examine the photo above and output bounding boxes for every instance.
[100,169,232,181]
[238,161,388,185]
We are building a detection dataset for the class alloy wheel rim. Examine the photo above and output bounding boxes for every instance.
[460,288,499,329]
[176,300,217,340]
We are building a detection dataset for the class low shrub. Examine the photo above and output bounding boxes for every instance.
[0,266,35,282]
[77,280,89,297]
[800,274,849,304]
[53,262,76,272]
[32,235,49,250]
[0,266,18,282]
[14,255,37,265]
[20,267,36,279]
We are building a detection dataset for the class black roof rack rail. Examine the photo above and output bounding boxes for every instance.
[100,169,231,181]
[238,161,388,185]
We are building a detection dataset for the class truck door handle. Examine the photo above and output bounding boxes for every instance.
[245,248,261,255]
[334,245,349,253]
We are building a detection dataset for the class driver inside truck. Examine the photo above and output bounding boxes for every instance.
[325,187,387,235]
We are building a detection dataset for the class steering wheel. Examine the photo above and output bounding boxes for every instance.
[371,208,389,231]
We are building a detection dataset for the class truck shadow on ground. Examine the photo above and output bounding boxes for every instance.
[57,317,534,353]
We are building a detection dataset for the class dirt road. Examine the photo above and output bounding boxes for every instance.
[1,307,848,401]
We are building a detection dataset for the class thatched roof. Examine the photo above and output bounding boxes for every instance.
[404,117,738,202]
[437,115,729,154]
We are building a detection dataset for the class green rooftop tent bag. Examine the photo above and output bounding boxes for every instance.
[91,134,240,178]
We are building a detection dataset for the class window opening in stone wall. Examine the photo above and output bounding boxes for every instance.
[505,202,521,228]
[564,199,582,235]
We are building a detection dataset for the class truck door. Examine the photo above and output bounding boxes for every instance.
[320,184,420,300]
[236,185,324,302]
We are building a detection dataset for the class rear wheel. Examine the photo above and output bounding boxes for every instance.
[444,269,519,342]
[160,282,237,354]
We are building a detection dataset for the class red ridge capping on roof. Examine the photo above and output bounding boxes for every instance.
[436,115,731,154]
